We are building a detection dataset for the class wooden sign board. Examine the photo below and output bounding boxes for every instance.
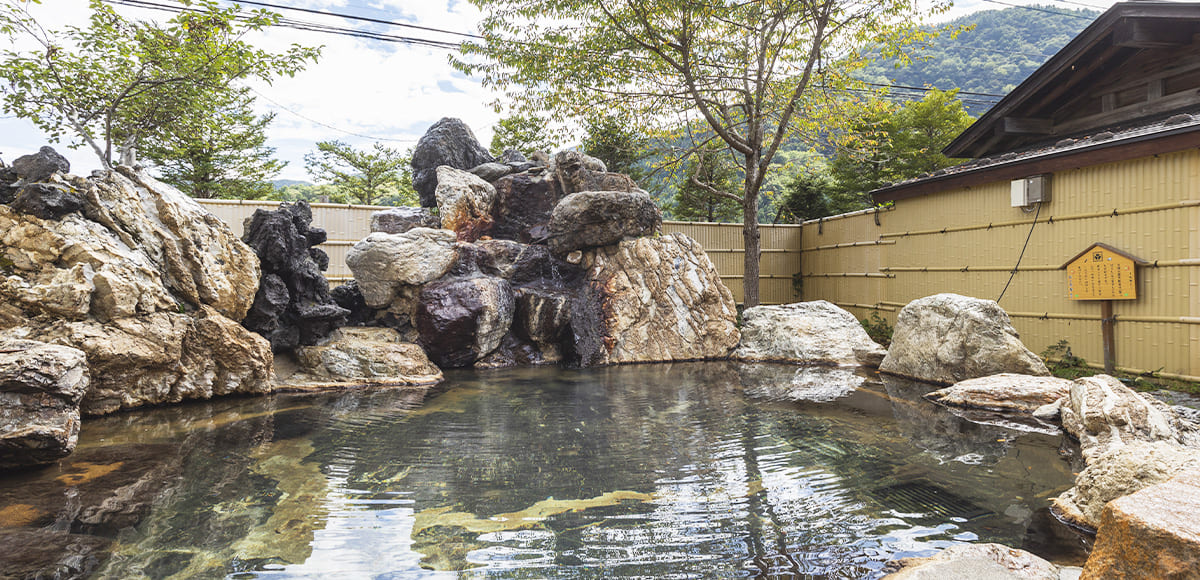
[1063,243,1144,301]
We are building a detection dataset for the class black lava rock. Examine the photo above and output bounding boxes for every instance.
[411,117,494,207]
[11,183,83,220]
[241,201,348,352]
[12,146,69,183]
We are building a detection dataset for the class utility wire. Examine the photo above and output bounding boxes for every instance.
[978,0,1095,20]
[248,88,419,143]
[996,200,1042,304]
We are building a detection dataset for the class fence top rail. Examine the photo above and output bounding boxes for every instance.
[800,205,892,226]
[663,220,804,228]
[196,199,394,211]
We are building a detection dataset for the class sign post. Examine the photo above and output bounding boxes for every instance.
[1063,243,1146,373]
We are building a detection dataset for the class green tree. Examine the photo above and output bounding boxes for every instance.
[0,0,319,168]
[775,170,833,223]
[673,145,740,222]
[827,88,973,212]
[581,113,650,182]
[490,113,557,156]
[141,89,283,199]
[304,141,416,206]
[455,0,941,306]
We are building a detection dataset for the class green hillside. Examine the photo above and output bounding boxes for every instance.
[858,5,1098,101]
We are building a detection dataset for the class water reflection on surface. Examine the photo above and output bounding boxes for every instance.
[0,362,1087,578]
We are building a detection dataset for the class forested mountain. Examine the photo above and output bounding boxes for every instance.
[858,6,1098,104]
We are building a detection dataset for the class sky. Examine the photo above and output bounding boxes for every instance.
[0,0,1124,182]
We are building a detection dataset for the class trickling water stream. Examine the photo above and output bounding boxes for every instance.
[0,362,1087,578]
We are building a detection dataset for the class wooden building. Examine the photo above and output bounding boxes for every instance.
[801,2,1200,380]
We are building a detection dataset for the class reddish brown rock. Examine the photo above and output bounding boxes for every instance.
[1081,469,1200,579]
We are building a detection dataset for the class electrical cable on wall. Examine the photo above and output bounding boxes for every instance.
[996,201,1042,304]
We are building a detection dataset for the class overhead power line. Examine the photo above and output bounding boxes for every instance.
[248,88,419,143]
[977,0,1095,20]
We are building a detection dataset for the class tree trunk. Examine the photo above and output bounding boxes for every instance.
[742,195,761,308]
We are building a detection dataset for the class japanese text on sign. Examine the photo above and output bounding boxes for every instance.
[1066,245,1138,300]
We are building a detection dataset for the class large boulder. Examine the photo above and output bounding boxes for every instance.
[879,294,1049,385]
[570,233,739,366]
[345,228,458,308]
[490,169,563,243]
[925,374,1073,414]
[0,159,272,417]
[286,327,443,389]
[547,191,661,254]
[241,201,348,352]
[1081,469,1200,579]
[411,117,494,207]
[0,340,89,469]
[733,301,886,367]
[415,276,515,368]
[370,206,440,234]
[435,166,496,242]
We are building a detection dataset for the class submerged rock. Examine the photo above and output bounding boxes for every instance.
[1082,469,1200,579]
[241,201,348,352]
[570,233,739,366]
[547,190,661,254]
[286,327,442,389]
[0,339,89,469]
[882,543,1068,579]
[880,293,1049,385]
[734,301,886,367]
[411,117,494,207]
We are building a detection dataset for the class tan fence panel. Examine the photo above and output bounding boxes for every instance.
[798,149,1200,379]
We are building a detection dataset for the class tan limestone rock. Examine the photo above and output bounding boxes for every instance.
[925,374,1073,414]
[1081,469,1200,579]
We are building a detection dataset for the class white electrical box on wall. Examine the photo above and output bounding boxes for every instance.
[1011,174,1051,207]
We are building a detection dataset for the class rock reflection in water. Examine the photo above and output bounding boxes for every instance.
[0,363,1087,578]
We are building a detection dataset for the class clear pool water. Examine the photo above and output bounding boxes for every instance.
[0,362,1087,578]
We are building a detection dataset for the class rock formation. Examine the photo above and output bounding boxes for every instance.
[733,301,887,367]
[0,153,272,416]
[410,117,494,207]
[370,206,440,234]
[0,339,88,469]
[435,166,496,242]
[241,201,348,352]
[338,122,740,369]
[546,190,662,254]
[880,293,1049,385]
[1050,374,1200,529]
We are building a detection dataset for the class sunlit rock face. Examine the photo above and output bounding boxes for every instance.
[0,154,272,416]
[1082,469,1200,579]
[734,301,886,367]
[286,327,443,389]
[880,293,1048,385]
[570,233,740,366]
